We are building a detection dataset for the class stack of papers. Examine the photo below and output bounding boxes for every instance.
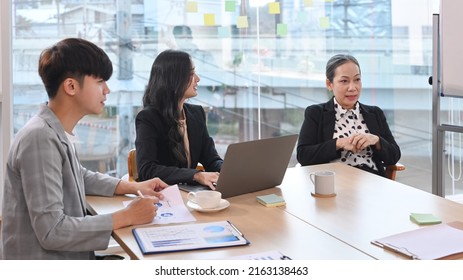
[256,194,286,207]
[227,250,291,260]
[409,213,442,225]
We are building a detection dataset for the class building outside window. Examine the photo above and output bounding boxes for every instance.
[8,0,463,200]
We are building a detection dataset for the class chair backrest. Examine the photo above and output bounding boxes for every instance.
[296,162,405,181]
[128,149,138,182]
[127,148,205,182]
[385,163,405,181]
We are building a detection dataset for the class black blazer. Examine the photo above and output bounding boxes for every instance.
[135,103,223,184]
[296,98,401,177]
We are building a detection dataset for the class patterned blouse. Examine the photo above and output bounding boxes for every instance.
[332,98,378,171]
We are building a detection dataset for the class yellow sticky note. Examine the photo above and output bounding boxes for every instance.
[186,1,198,13]
[324,0,334,2]
[225,1,236,12]
[276,23,288,36]
[269,2,281,14]
[304,0,313,7]
[204,14,215,26]
[237,16,248,28]
[320,16,330,29]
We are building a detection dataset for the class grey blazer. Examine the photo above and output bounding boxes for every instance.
[1,104,120,259]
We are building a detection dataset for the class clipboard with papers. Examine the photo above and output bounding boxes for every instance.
[133,220,249,254]
[371,221,463,260]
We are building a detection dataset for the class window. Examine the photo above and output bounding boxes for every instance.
[9,0,454,197]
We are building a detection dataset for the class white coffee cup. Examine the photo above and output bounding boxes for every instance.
[187,190,222,209]
[310,170,336,196]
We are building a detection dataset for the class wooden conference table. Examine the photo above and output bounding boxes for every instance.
[86,185,370,260]
[272,163,463,260]
[86,162,463,260]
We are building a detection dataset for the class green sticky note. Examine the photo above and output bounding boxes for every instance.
[277,23,288,36]
[225,1,236,12]
[256,194,286,207]
[410,213,442,225]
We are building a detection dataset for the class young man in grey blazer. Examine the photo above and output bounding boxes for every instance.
[1,38,168,259]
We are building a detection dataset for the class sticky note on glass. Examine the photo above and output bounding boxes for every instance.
[277,23,288,36]
[269,2,281,14]
[204,14,215,26]
[237,16,248,28]
[218,26,231,38]
[320,16,330,29]
[304,0,313,7]
[225,1,236,12]
[186,1,198,13]
[410,213,442,225]
[297,11,308,23]
[256,194,286,207]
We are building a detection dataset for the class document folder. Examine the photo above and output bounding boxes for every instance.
[133,220,249,254]
[371,221,463,260]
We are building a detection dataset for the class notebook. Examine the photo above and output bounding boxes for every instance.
[179,134,298,199]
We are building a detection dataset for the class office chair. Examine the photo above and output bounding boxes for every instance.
[127,148,205,182]
[127,148,138,182]
[385,163,405,181]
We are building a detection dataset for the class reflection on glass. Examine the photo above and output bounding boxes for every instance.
[11,0,444,195]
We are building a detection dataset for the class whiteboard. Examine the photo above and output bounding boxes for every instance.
[441,1,463,97]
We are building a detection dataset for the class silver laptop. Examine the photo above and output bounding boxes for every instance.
[179,134,298,198]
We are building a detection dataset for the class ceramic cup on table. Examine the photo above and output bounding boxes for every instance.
[187,190,222,209]
[309,170,336,198]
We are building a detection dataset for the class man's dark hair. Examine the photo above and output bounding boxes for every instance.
[38,38,113,99]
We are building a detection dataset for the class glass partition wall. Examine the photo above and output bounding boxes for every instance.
[11,0,452,196]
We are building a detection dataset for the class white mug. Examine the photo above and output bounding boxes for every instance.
[310,170,336,196]
[187,190,222,209]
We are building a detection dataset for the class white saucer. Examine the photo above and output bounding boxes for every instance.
[187,199,230,212]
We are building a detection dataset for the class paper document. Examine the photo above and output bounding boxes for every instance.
[372,221,463,259]
[123,184,196,225]
[133,220,249,254]
[227,250,291,260]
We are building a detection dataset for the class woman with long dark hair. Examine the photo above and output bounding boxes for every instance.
[135,49,222,189]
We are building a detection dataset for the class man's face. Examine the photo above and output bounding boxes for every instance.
[75,75,110,115]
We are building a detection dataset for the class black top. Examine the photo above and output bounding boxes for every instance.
[135,103,223,184]
[296,98,401,177]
